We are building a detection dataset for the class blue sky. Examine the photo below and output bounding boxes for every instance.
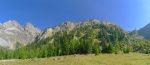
[0,0,150,31]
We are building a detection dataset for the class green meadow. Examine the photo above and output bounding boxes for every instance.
[0,53,150,65]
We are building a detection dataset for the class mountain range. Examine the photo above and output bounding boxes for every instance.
[0,19,149,49]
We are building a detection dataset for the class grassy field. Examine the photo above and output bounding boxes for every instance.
[0,53,150,65]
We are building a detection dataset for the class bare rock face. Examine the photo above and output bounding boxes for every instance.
[39,28,53,39]
[38,19,118,40]
[52,19,115,31]
[0,19,119,49]
[0,20,41,49]
[24,23,41,38]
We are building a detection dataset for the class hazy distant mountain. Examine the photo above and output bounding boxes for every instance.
[0,20,41,49]
[138,23,150,39]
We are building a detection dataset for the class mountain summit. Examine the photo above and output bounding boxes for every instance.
[0,19,137,49]
[0,20,41,49]
[24,22,41,37]
[38,19,122,40]
[138,23,150,39]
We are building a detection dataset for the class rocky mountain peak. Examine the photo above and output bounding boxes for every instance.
[88,19,100,22]
[24,22,41,37]
[61,22,75,30]
[24,22,34,28]
[0,20,41,49]
[86,19,102,25]
[3,20,21,28]
[0,19,123,49]
[39,28,53,39]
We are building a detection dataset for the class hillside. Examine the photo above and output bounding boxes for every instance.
[138,23,150,39]
[38,19,123,40]
[0,19,126,49]
[0,19,149,60]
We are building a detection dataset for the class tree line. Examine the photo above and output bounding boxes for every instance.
[0,24,149,60]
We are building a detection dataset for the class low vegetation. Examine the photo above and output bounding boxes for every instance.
[0,53,149,65]
[0,23,149,60]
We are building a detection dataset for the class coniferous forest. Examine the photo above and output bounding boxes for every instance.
[0,23,149,60]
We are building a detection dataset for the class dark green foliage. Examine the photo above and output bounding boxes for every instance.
[107,42,114,53]
[130,39,150,54]
[123,46,130,53]
[0,23,149,60]
[11,24,128,58]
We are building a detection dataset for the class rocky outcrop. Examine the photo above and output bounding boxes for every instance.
[38,28,54,39]
[0,19,120,49]
[0,20,41,49]
[24,23,41,38]
[38,19,118,40]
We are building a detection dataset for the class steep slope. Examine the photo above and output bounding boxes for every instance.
[0,19,149,60]
[22,19,129,58]
[24,23,41,38]
[138,23,150,39]
[38,19,124,40]
[0,20,41,49]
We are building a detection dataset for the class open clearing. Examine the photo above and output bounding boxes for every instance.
[0,53,150,65]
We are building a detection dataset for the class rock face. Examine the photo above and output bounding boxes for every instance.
[38,28,54,39]
[0,19,120,49]
[0,20,41,49]
[24,23,41,38]
[138,23,150,39]
[51,19,116,31]
[38,19,118,40]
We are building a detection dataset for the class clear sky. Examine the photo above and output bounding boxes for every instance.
[0,0,150,31]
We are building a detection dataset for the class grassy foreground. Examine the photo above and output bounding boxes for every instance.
[0,53,150,65]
